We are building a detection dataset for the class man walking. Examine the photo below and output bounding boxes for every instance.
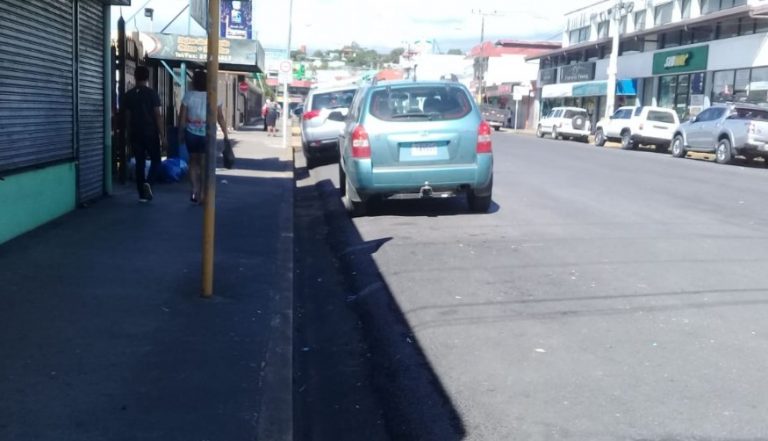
[124,66,165,202]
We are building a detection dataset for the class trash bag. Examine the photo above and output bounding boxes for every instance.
[161,158,189,182]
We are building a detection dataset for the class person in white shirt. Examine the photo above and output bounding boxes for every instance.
[178,70,229,203]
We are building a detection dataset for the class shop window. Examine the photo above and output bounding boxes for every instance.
[756,18,768,33]
[702,0,748,15]
[597,21,610,39]
[748,67,768,105]
[620,37,644,54]
[566,51,584,64]
[691,24,715,43]
[642,77,654,106]
[659,76,677,108]
[735,69,750,100]
[620,16,628,34]
[738,18,756,36]
[655,3,673,26]
[682,0,692,19]
[569,26,591,44]
[712,70,735,102]
[634,10,646,31]
[717,18,740,39]
[660,30,682,48]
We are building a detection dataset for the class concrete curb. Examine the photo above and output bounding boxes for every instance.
[254,141,294,441]
[314,180,465,441]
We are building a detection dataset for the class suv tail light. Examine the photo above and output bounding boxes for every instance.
[351,125,371,158]
[477,121,492,153]
[303,110,320,120]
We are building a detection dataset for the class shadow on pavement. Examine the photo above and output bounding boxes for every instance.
[314,178,467,441]
[0,161,293,440]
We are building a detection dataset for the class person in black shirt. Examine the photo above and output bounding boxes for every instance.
[124,66,165,202]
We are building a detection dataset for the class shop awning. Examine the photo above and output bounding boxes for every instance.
[543,79,637,98]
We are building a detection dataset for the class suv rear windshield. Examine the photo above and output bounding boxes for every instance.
[311,89,356,111]
[563,110,587,118]
[647,110,676,123]
[368,85,473,121]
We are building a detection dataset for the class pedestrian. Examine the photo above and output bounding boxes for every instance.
[262,99,271,131]
[266,102,280,136]
[178,70,230,204]
[123,65,165,203]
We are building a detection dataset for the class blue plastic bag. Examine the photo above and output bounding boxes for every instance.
[161,158,189,182]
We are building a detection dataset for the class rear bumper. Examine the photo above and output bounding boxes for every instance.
[631,134,673,146]
[347,154,493,198]
[737,142,768,155]
[557,128,590,137]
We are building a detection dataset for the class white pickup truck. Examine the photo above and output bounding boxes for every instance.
[670,103,768,164]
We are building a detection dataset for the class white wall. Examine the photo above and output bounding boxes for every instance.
[708,32,768,70]
[486,55,540,86]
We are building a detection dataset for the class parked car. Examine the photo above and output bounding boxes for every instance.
[480,104,510,131]
[670,103,768,164]
[594,106,680,151]
[300,85,358,168]
[338,80,494,216]
[536,107,590,142]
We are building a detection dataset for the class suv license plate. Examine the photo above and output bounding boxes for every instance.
[412,146,438,156]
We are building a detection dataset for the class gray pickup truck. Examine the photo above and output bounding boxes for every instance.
[480,104,510,131]
[671,103,768,164]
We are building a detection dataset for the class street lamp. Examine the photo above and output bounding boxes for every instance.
[605,0,634,118]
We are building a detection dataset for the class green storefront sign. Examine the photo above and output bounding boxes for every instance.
[652,45,709,75]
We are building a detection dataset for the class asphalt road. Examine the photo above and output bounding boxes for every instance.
[307,132,768,440]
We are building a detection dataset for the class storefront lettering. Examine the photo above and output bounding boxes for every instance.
[664,53,690,69]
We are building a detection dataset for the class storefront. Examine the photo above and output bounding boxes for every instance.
[0,0,114,244]
[542,78,639,130]
[653,45,709,118]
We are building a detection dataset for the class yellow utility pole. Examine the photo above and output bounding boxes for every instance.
[202,0,220,298]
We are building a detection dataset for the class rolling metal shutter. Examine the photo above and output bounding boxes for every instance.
[0,0,74,173]
[77,1,105,202]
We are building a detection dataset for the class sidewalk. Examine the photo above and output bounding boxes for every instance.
[0,128,294,441]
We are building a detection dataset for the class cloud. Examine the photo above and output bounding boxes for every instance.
[113,0,583,52]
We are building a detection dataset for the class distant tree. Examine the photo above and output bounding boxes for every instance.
[312,49,325,58]
[447,48,464,55]
[290,50,306,62]
[384,47,405,63]
[350,41,361,50]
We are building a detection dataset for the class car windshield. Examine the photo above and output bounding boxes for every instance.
[311,90,356,111]
[368,85,473,121]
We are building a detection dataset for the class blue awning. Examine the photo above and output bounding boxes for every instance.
[616,79,637,96]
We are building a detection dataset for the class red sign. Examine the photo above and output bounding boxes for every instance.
[239,81,249,93]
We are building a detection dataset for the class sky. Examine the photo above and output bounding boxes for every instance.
[112,0,583,52]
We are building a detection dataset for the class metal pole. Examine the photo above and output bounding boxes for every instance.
[514,99,519,131]
[605,0,621,118]
[202,0,220,298]
[282,0,293,149]
[117,16,127,184]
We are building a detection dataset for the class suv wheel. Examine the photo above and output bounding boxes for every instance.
[716,138,734,164]
[594,128,606,146]
[671,135,686,158]
[536,125,544,138]
[620,131,635,150]
[468,178,493,213]
[342,174,366,217]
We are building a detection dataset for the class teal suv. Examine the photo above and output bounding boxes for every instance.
[338,80,494,216]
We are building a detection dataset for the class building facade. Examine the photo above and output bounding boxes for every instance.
[530,0,768,130]
[470,40,562,129]
[0,0,121,244]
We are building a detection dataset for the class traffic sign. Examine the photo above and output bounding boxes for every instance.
[278,59,293,84]
[239,81,249,93]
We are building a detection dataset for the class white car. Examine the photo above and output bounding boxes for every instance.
[594,106,680,151]
[537,107,591,143]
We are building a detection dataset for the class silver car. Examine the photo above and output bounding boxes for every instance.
[671,103,768,164]
[300,85,358,168]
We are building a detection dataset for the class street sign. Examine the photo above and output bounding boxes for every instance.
[512,85,528,101]
[239,81,249,93]
[278,59,292,84]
